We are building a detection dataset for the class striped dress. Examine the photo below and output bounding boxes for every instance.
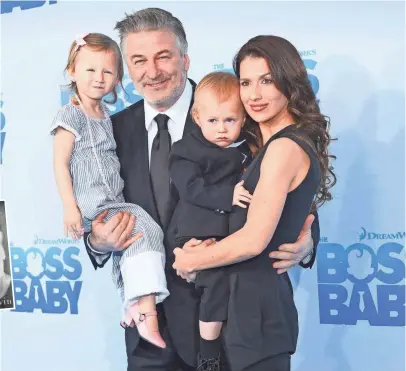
[50,102,169,311]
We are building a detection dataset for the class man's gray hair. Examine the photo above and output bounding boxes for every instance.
[115,8,188,56]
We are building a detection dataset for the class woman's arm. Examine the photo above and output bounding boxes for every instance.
[53,128,83,238]
[173,138,310,273]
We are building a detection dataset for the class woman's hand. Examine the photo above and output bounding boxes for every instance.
[182,237,216,252]
[173,238,216,274]
[64,206,84,240]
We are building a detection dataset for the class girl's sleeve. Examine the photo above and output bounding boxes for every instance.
[50,104,85,142]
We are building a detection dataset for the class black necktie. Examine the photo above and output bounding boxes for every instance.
[150,114,172,228]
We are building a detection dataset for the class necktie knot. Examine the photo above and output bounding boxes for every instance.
[155,114,170,131]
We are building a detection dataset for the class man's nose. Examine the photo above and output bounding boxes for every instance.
[146,61,159,80]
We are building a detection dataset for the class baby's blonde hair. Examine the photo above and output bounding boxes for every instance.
[193,71,264,156]
[64,33,124,105]
[192,71,243,114]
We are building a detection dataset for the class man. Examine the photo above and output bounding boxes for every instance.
[84,8,319,371]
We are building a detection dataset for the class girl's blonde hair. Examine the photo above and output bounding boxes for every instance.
[64,33,124,105]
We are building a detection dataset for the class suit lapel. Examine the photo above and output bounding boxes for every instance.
[166,79,197,230]
[183,79,198,137]
[127,104,161,224]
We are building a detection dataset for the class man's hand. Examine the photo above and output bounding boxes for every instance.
[89,210,142,253]
[269,214,315,274]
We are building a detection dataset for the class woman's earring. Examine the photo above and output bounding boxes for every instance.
[70,76,76,82]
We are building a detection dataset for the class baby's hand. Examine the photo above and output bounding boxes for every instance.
[64,206,84,240]
[233,180,252,209]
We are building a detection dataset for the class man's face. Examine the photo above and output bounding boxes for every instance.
[124,30,190,110]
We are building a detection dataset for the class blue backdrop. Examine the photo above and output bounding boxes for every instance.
[0,1,404,371]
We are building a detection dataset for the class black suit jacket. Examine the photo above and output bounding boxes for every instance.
[169,128,244,241]
[84,79,203,365]
[83,78,320,365]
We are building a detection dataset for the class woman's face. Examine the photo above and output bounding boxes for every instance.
[239,56,288,124]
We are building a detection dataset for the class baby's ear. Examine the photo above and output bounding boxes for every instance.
[191,106,200,126]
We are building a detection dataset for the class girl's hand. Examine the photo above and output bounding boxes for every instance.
[64,206,84,240]
[233,180,252,208]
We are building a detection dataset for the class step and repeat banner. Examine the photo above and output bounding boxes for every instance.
[0,1,404,371]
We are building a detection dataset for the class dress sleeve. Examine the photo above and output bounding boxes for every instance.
[50,104,86,142]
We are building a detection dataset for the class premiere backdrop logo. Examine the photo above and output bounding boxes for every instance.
[1,1,57,14]
[317,229,405,327]
[11,236,82,314]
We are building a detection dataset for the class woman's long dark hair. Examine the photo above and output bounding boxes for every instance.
[234,35,336,209]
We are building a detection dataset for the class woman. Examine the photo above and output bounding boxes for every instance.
[173,35,336,371]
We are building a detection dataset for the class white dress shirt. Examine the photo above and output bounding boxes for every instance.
[88,80,193,259]
[144,80,193,165]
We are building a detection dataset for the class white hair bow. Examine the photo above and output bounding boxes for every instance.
[74,33,89,51]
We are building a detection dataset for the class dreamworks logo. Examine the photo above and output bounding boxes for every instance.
[358,227,405,242]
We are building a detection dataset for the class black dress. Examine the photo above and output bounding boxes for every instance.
[224,126,321,371]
